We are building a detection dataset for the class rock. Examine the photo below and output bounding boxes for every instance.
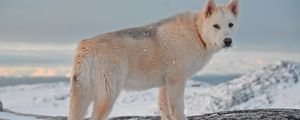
[188,109,300,120]
[1,108,300,120]
[109,109,300,120]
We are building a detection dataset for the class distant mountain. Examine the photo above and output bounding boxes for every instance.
[0,76,69,87]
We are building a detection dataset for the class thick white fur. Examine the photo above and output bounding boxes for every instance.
[68,0,239,120]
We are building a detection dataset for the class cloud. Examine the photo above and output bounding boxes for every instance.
[31,68,57,77]
[0,42,76,53]
[0,66,70,77]
[0,68,14,76]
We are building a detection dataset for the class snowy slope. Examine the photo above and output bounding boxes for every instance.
[0,61,299,118]
[185,61,300,115]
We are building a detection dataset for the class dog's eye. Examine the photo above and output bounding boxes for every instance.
[229,23,234,28]
[213,24,220,29]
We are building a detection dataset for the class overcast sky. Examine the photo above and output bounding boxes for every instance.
[0,0,299,73]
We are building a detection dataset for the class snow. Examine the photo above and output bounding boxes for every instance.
[0,82,70,116]
[272,83,300,108]
[0,61,300,119]
[0,112,41,120]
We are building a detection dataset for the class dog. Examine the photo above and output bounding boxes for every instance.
[68,0,239,120]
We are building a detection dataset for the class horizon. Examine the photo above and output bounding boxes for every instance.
[1,51,300,77]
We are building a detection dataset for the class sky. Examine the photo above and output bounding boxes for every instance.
[0,0,299,77]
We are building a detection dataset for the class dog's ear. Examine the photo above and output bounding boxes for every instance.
[227,0,239,17]
[204,0,217,18]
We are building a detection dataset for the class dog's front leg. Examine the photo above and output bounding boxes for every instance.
[159,85,171,120]
[165,76,187,120]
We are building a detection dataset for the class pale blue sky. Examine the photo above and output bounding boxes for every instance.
[0,0,299,67]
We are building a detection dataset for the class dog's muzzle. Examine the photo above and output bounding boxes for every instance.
[223,38,232,48]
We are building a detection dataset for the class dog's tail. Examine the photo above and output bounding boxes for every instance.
[70,39,97,95]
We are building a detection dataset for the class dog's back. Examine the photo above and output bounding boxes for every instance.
[71,11,206,90]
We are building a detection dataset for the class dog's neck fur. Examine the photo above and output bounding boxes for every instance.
[195,11,221,53]
[195,20,207,50]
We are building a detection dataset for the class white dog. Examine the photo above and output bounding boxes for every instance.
[68,0,239,120]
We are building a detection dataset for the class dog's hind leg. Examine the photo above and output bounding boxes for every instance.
[91,82,120,120]
[91,60,126,120]
[69,41,96,120]
[68,77,92,120]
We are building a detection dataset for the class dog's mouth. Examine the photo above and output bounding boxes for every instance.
[223,44,232,48]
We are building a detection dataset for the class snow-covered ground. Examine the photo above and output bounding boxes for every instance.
[0,61,300,119]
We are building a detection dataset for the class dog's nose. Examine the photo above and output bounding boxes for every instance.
[224,38,232,46]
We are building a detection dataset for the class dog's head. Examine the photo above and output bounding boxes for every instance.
[197,0,239,51]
